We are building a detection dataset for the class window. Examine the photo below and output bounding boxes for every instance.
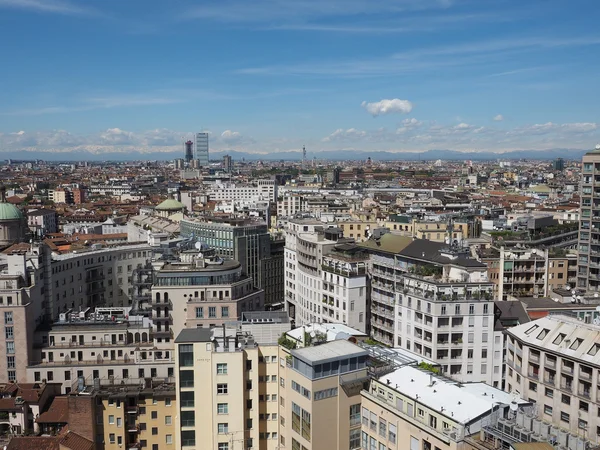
[195,307,204,318]
[217,403,228,414]
[151,411,158,419]
[109,434,115,444]
[544,405,553,415]
[5,327,13,339]
[561,394,570,405]
[108,415,115,424]
[166,435,173,444]
[389,424,397,444]
[217,383,228,394]
[209,307,217,318]
[349,429,361,450]
[4,312,12,324]
[116,417,122,428]
[529,381,537,392]
[217,363,228,375]
[165,416,172,425]
[545,388,553,398]
[221,306,229,318]
[152,427,158,435]
[6,342,14,354]
[218,423,229,434]
[579,419,588,430]
[561,412,570,423]
[218,444,229,450]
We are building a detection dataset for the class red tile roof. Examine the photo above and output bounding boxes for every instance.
[59,431,94,450]
[6,436,59,450]
[36,396,69,424]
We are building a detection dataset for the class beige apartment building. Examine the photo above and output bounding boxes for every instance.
[279,340,369,450]
[27,307,173,393]
[152,251,264,339]
[99,379,176,450]
[174,327,281,450]
[360,365,531,450]
[505,315,600,440]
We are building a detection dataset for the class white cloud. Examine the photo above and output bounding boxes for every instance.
[361,99,413,117]
[455,122,472,129]
[322,128,368,142]
[0,0,99,16]
[493,114,504,121]
[220,130,242,140]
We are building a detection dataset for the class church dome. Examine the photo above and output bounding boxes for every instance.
[155,198,185,211]
[0,202,24,221]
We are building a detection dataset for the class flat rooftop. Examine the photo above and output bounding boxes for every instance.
[380,366,529,424]
[292,340,367,365]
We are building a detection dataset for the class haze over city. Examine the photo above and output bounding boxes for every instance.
[1,0,600,158]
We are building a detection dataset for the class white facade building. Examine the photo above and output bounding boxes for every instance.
[206,179,277,203]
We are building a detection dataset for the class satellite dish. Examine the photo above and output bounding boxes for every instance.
[554,298,559,302]
[195,241,202,250]
[596,144,600,150]
[595,294,599,299]
[509,402,519,412]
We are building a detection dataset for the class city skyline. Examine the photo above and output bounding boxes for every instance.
[1,0,599,156]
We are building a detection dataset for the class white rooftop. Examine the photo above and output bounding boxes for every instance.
[292,340,367,364]
[286,323,367,344]
[506,315,600,366]
[380,366,528,424]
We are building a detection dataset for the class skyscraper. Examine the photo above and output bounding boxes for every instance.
[195,132,209,167]
[223,154,233,172]
[553,157,565,171]
[184,140,194,162]
[577,145,600,292]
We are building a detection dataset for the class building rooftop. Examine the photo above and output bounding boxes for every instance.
[379,366,529,425]
[174,327,212,343]
[241,311,290,324]
[286,323,367,344]
[505,315,600,366]
[292,340,367,365]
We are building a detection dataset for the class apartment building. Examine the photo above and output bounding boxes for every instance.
[361,365,530,450]
[504,315,600,440]
[0,250,45,384]
[359,233,502,385]
[151,250,264,336]
[277,194,305,218]
[577,147,600,292]
[174,327,281,450]
[383,216,480,243]
[98,379,176,450]
[205,179,278,203]
[284,220,345,324]
[180,216,283,306]
[27,208,58,237]
[321,244,369,333]
[483,248,577,300]
[47,243,153,319]
[27,307,173,393]
[280,340,369,450]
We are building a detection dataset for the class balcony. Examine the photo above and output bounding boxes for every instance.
[560,382,573,392]
[545,358,556,369]
[128,423,140,433]
[153,329,173,339]
[544,375,555,386]
[561,364,574,375]
[528,370,539,381]
[126,405,139,414]
[579,388,591,399]
[579,369,593,381]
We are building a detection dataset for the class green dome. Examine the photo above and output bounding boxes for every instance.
[0,203,24,221]
[156,198,185,211]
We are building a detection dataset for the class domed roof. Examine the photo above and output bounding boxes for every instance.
[156,198,185,211]
[0,202,24,221]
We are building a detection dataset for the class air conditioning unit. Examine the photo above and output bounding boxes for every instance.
[532,419,542,434]
[539,422,551,439]
[516,410,525,427]
[567,434,579,450]
[523,416,533,431]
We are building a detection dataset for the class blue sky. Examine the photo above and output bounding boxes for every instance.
[0,0,599,156]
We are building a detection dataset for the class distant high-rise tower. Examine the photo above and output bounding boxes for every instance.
[223,154,233,172]
[577,145,600,292]
[184,140,194,162]
[195,132,209,167]
[554,157,565,171]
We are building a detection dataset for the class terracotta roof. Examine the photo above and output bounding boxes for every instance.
[36,396,69,424]
[59,431,94,450]
[6,436,59,450]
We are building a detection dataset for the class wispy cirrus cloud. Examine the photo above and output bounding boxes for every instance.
[236,35,600,78]
[0,0,100,16]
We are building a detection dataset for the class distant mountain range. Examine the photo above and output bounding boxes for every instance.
[0,148,586,162]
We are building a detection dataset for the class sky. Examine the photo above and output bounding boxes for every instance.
[0,0,599,157]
